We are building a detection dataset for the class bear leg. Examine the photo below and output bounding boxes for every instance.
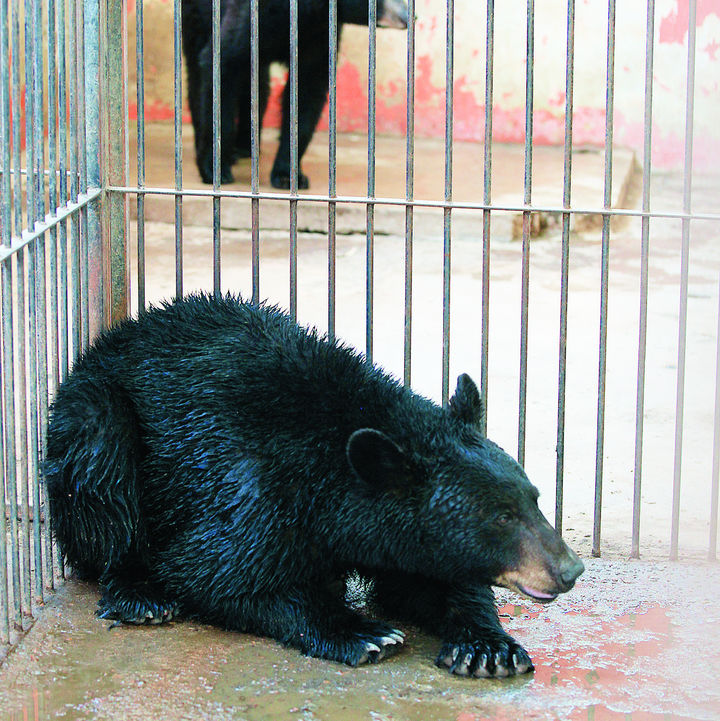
[372,571,533,678]
[233,63,270,160]
[270,52,330,189]
[220,587,405,666]
[194,42,240,184]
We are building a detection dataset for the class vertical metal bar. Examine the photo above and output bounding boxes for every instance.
[10,0,22,239]
[518,0,534,465]
[102,0,127,327]
[632,0,655,559]
[0,0,19,630]
[24,0,35,229]
[289,0,298,320]
[34,0,53,590]
[212,0,221,296]
[2,263,21,626]
[24,0,45,600]
[403,0,415,386]
[480,0,494,436]
[58,0,69,382]
[174,0,183,298]
[26,241,44,603]
[670,0,696,560]
[68,0,81,361]
[0,308,7,643]
[11,0,33,602]
[10,0,21,241]
[0,0,10,252]
[593,0,616,558]
[0,284,7,643]
[250,0,260,304]
[32,0,45,224]
[46,0,63,579]
[555,0,574,534]
[328,0,338,341]
[77,0,91,350]
[365,0,376,362]
[441,0,454,407]
[47,0,60,398]
[136,0,146,312]
[710,273,720,562]
[3,254,24,618]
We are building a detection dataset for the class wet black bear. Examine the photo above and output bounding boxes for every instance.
[181,0,408,188]
[45,294,584,678]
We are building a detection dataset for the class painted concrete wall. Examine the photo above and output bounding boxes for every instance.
[129,0,720,171]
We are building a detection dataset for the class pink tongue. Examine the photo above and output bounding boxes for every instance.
[520,585,556,600]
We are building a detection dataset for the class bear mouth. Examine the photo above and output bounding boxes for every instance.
[516,583,559,603]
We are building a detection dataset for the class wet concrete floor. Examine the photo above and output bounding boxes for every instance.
[2,559,719,721]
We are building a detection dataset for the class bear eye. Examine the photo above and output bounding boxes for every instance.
[496,513,512,526]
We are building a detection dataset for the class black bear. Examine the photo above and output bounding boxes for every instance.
[181,0,408,188]
[44,294,584,678]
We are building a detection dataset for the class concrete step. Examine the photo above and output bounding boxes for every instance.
[130,123,639,242]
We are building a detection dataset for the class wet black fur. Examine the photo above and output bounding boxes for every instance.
[45,294,574,674]
[180,0,403,188]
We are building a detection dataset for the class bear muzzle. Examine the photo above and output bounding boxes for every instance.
[378,0,409,29]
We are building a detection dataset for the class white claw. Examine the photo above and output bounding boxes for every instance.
[365,642,382,654]
[379,636,397,646]
[391,628,406,638]
[494,652,509,678]
[388,633,405,644]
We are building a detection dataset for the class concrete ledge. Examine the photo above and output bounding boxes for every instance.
[129,123,638,242]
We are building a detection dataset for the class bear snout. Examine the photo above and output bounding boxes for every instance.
[556,555,585,592]
[378,0,409,29]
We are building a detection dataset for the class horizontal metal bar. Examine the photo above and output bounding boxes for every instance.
[104,186,720,221]
[0,188,103,262]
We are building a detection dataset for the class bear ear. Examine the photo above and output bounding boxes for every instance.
[449,373,486,432]
[346,429,415,492]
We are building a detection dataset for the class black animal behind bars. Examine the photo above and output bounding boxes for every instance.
[44,294,583,677]
[180,0,408,188]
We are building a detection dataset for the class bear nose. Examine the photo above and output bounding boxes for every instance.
[559,559,585,589]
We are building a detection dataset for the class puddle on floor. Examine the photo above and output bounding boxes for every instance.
[2,560,720,721]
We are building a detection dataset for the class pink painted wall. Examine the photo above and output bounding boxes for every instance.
[129,0,720,172]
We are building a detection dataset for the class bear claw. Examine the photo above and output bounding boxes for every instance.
[436,639,534,679]
[354,626,405,665]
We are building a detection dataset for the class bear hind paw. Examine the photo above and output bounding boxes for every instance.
[303,621,405,667]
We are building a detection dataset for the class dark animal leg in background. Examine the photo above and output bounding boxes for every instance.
[270,56,330,190]
[217,587,405,666]
[195,42,241,184]
[372,571,534,678]
[234,63,270,160]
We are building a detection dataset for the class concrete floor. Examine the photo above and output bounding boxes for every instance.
[2,560,719,721]
[3,128,720,720]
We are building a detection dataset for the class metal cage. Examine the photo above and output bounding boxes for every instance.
[1,0,719,657]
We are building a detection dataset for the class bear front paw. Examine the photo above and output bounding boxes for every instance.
[435,638,533,678]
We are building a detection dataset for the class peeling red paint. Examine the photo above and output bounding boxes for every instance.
[131,1,719,173]
[705,38,720,59]
[659,0,720,44]
[129,99,191,124]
